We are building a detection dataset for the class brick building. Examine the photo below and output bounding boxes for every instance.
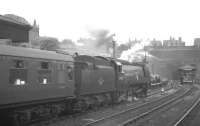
[163,37,185,47]
[0,14,32,43]
[0,14,39,46]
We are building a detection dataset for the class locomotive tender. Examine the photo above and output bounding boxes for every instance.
[0,45,150,125]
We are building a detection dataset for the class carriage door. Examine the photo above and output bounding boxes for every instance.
[74,62,82,96]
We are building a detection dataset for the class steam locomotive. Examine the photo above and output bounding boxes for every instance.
[0,45,151,125]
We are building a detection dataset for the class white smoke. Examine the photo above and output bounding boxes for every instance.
[119,39,151,62]
[77,29,114,56]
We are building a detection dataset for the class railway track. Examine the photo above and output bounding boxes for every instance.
[83,85,187,126]
[119,87,194,126]
[119,85,200,126]
[147,84,175,96]
[174,91,200,126]
[28,86,171,126]
[29,85,178,126]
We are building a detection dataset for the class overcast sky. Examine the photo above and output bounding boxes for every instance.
[1,0,200,45]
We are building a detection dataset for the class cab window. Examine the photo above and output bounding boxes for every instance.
[118,65,122,73]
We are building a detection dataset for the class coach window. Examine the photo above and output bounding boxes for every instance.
[57,63,66,84]
[41,62,49,69]
[38,61,51,84]
[10,60,27,85]
[42,78,48,84]
[67,66,73,80]
[15,60,24,68]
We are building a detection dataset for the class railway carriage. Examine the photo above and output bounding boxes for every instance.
[0,45,75,125]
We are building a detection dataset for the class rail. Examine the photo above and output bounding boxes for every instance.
[119,88,192,126]
[83,86,186,126]
[173,95,200,126]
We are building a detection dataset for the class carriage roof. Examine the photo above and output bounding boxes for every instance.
[0,45,73,61]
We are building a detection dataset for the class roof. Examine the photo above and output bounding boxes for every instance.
[179,65,196,71]
[95,56,110,61]
[0,45,73,61]
[74,55,111,66]
[74,55,94,63]
[0,15,32,29]
[59,48,110,57]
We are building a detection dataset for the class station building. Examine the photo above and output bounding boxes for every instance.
[0,14,39,46]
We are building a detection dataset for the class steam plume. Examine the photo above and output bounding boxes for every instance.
[77,29,115,55]
[119,39,150,62]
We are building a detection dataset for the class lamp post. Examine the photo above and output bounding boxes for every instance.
[112,40,116,59]
[143,46,147,64]
[112,34,116,59]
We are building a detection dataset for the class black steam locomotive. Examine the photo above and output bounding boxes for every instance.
[0,45,151,125]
